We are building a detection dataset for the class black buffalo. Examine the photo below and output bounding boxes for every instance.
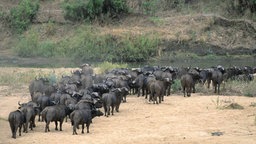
[70,109,103,135]
[29,77,57,100]
[149,78,170,104]
[41,104,71,132]
[102,88,122,117]
[37,95,56,121]
[181,74,196,97]
[131,74,145,97]
[19,105,36,133]
[210,69,224,94]
[8,110,25,139]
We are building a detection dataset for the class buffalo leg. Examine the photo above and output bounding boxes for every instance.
[86,122,90,133]
[107,106,110,117]
[25,122,28,133]
[13,126,18,138]
[55,121,58,130]
[116,105,120,112]
[45,121,50,132]
[187,87,191,97]
[111,106,114,115]
[18,125,22,136]
[81,123,84,134]
[59,120,63,131]
[217,84,220,94]
[10,124,15,138]
[183,87,186,97]
[29,121,33,130]
[73,125,77,135]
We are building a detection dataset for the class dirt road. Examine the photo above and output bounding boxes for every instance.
[1,91,256,144]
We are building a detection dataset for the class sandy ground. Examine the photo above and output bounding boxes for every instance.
[1,90,256,144]
[0,67,256,144]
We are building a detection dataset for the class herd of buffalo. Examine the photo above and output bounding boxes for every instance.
[8,64,255,138]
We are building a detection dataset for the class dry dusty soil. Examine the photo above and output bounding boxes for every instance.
[1,69,256,144]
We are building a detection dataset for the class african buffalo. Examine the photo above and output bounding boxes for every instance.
[210,69,224,94]
[181,74,196,97]
[80,63,94,76]
[19,105,36,133]
[41,104,71,132]
[149,80,164,104]
[143,74,157,99]
[80,74,93,89]
[37,95,56,121]
[8,110,25,139]
[102,88,122,117]
[70,109,103,135]
[131,73,145,97]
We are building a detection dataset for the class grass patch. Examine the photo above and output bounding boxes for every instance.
[148,16,164,26]
[0,68,66,87]
[222,80,256,97]
[96,62,128,74]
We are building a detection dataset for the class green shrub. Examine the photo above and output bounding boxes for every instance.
[86,0,104,19]
[102,0,129,17]
[62,0,103,21]
[228,0,256,14]
[15,31,39,57]
[38,41,56,57]
[7,0,39,33]
[172,79,181,92]
[114,34,159,62]
[14,30,56,58]
[62,0,128,21]
[141,0,159,15]
[57,25,158,63]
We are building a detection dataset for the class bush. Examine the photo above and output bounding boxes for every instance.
[172,79,181,92]
[15,31,39,57]
[62,0,128,21]
[62,0,103,21]
[7,0,39,33]
[113,34,159,62]
[102,0,129,17]
[57,24,158,63]
[228,0,256,15]
[14,30,56,58]
[141,0,159,15]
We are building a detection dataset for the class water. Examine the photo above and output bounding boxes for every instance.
[1,55,256,68]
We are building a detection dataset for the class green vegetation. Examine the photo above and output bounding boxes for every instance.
[96,61,128,74]
[13,24,159,63]
[0,69,37,86]
[14,30,56,57]
[171,79,181,92]
[3,0,39,33]
[62,0,128,21]
[195,79,256,97]
[0,0,255,66]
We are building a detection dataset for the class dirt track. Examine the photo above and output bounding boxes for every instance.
[1,92,256,144]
